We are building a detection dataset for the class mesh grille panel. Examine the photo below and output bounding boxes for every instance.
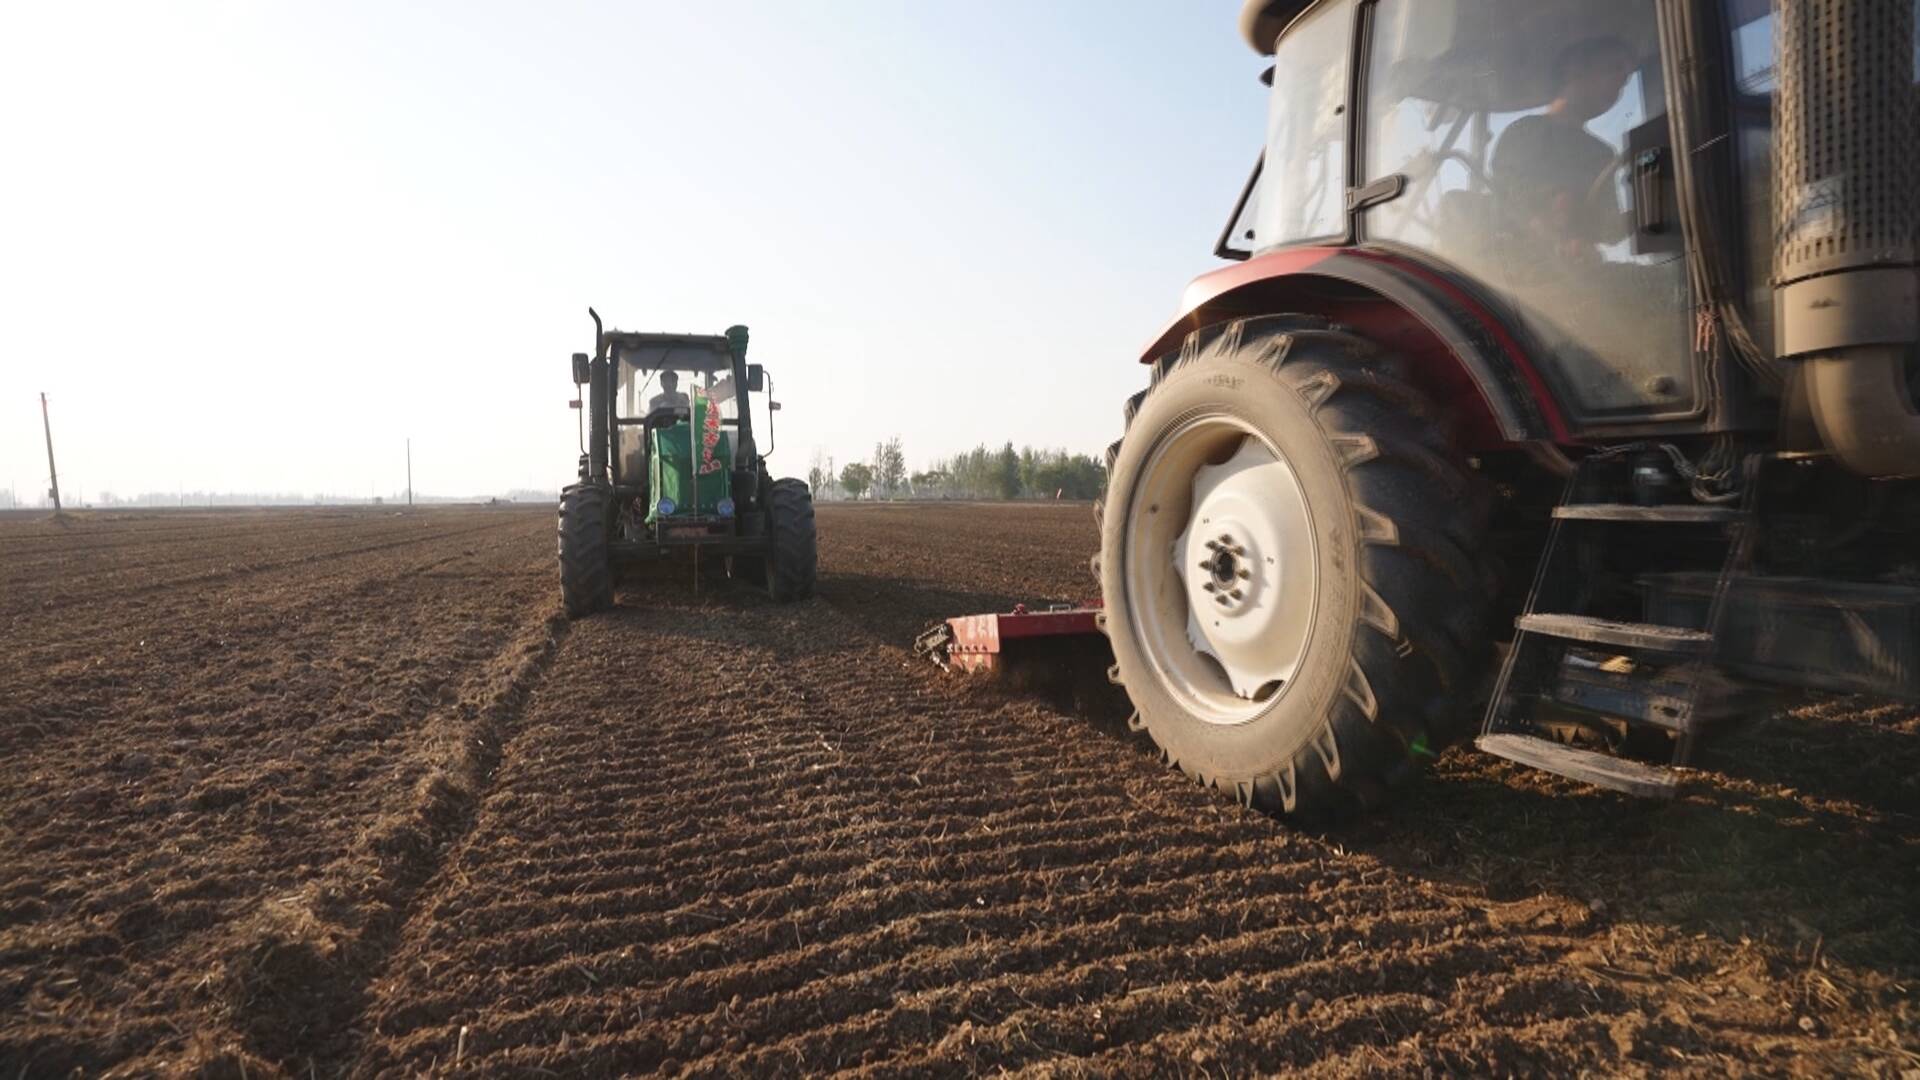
[1773,0,1919,282]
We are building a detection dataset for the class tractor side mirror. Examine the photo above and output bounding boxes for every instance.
[747,364,765,393]
[570,353,590,385]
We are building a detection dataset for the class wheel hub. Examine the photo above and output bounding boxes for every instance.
[1173,436,1313,702]
[1120,414,1319,725]
[1196,533,1255,611]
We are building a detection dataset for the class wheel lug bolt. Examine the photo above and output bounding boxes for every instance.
[1237,568,1251,579]
[1229,588,1243,599]
[1202,582,1217,592]
[1215,594,1230,605]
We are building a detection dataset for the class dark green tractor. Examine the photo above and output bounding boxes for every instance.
[557,309,816,616]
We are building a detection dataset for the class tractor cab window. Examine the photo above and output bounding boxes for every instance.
[1362,0,1695,418]
[612,346,742,485]
[1254,0,1352,247]
[616,357,740,426]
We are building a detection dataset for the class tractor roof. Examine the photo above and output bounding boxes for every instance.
[603,331,736,373]
[1240,0,1660,113]
[1238,0,1310,55]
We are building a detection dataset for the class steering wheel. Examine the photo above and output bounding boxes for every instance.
[645,405,691,430]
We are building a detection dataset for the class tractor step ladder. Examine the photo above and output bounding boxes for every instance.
[1476,453,1758,798]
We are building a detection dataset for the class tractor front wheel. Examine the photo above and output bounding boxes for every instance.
[558,484,615,618]
[1099,315,1493,818]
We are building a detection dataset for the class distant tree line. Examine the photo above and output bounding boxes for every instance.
[808,439,1105,501]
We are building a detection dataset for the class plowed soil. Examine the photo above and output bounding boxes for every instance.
[3,503,1915,1077]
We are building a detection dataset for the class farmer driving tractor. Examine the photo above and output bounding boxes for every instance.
[649,369,691,413]
[1493,35,1637,260]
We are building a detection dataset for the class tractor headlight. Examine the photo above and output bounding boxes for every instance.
[716,497,735,518]
[657,497,676,517]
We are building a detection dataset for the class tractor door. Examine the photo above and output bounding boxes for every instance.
[1357,0,1697,425]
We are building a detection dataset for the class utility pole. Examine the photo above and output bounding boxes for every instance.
[40,392,62,512]
[406,438,413,507]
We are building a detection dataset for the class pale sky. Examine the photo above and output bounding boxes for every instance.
[0,2,1264,502]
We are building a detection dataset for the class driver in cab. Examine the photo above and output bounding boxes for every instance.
[1492,36,1636,262]
[648,370,690,414]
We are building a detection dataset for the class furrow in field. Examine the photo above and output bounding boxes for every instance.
[0,508,563,1076]
[6,503,1912,1077]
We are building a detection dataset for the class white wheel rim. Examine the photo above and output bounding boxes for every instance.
[1123,416,1318,725]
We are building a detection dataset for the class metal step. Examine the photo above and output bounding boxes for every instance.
[1515,613,1712,654]
[1553,503,1743,523]
[1475,733,1681,799]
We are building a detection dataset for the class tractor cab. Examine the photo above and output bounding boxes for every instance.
[614,335,760,428]
[1224,0,1702,419]
[1218,0,1918,435]
[609,333,763,504]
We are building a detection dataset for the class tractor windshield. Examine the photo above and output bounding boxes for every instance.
[618,364,742,422]
[610,338,743,486]
[612,347,741,426]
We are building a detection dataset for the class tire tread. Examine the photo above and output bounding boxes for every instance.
[558,484,615,618]
[765,478,818,603]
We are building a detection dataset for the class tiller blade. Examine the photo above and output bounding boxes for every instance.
[914,602,1105,675]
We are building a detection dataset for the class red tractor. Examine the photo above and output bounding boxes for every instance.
[934,0,1920,816]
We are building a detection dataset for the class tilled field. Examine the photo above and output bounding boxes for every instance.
[2,503,1916,1076]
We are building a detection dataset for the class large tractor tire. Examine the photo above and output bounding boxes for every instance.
[763,477,818,603]
[557,484,615,618]
[1098,314,1492,818]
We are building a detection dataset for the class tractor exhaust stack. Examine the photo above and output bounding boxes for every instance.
[1774,0,1920,477]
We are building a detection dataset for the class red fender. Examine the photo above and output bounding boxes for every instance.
[1139,246,1572,447]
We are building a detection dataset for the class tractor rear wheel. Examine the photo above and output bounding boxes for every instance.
[763,478,817,603]
[558,484,615,618]
[1098,315,1492,818]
